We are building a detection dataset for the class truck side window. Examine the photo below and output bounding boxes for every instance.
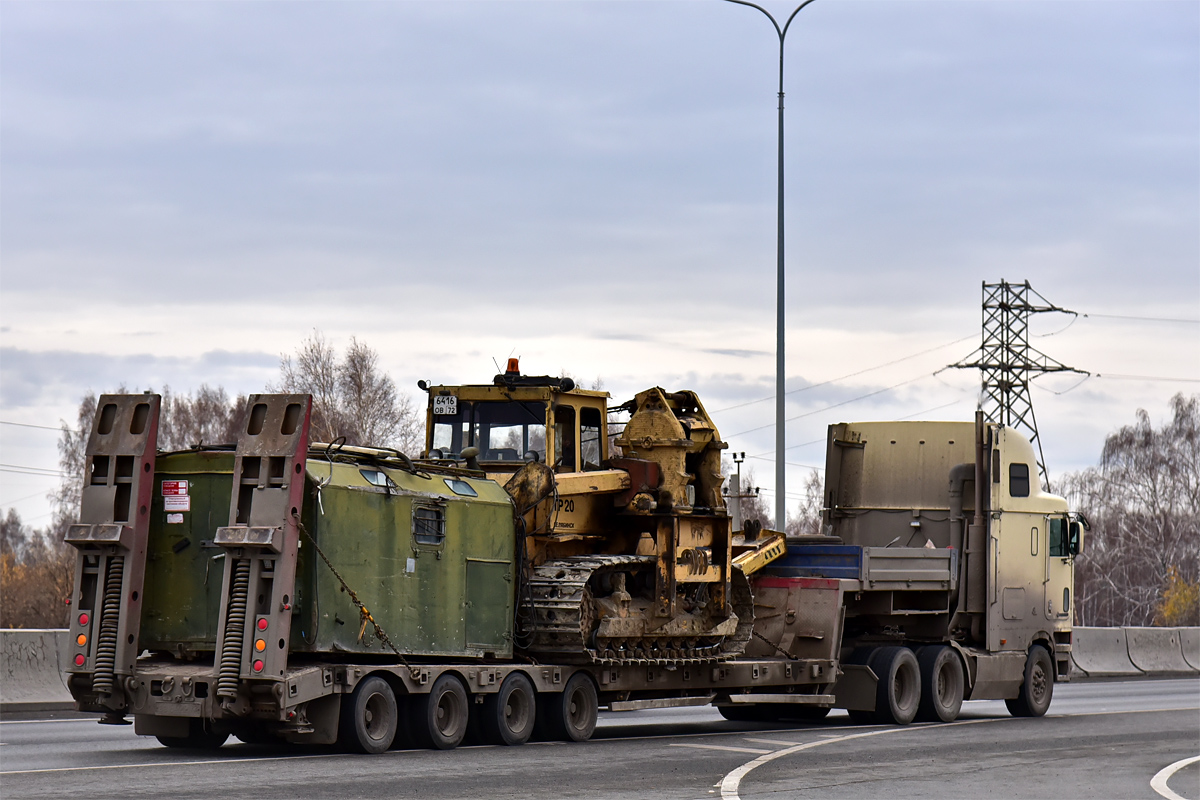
[554,406,576,471]
[1049,517,1067,557]
[1010,463,1030,497]
[413,505,446,546]
[580,407,602,469]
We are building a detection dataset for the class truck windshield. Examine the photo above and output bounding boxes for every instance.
[431,401,547,462]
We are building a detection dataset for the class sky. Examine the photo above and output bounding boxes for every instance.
[2,0,1197,528]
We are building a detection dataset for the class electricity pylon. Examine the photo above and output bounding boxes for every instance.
[950,280,1089,490]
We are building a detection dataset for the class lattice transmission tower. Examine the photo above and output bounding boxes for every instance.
[950,280,1088,490]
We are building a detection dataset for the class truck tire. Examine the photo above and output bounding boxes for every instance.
[870,646,921,725]
[915,646,964,723]
[538,672,597,742]
[411,674,469,750]
[340,675,398,754]
[479,672,537,746]
[1006,646,1053,718]
[156,718,229,750]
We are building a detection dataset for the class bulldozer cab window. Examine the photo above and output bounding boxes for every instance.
[580,407,603,469]
[1009,463,1030,498]
[476,401,547,462]
[554,406,576,471]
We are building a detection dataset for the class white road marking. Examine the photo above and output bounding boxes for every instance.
[1151,754,1200,800]
[719,718,1000,800]
[671,743,777,755]
[741,737,808,747]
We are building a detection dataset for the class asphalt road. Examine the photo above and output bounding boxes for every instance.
[2,678,1196,800]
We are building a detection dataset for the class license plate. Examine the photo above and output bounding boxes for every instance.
[433,395,458,415]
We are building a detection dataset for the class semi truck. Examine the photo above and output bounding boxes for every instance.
[62,363,1083,752]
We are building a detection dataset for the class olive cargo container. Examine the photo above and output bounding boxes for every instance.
[140,452,514,660]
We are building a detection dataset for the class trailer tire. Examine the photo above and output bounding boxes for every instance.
[1006,646,1053,718]
[870,646,921,725]
[156,719,229,750]
[915,646,964,723]
[340,675,398,754]
[538,672,597,742]
[479,672,537,746]
[411,674,469,750]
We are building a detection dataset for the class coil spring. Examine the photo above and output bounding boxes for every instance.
[216,558,251,699]
[91,556,124,696]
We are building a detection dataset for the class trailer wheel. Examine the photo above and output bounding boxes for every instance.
[340,675,398,754]
[915,646,964,723]
[1006,646,1053,718]
[411,674,469,750]
[538,672,597,742]
[479,672,537,746]
[870,646,921,725]
[156,719,229,750]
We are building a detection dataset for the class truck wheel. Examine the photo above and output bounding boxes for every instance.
[1006,646,1053,718]
[411,674,469,750]
[479,672,537,746]
[538,672,597,742]
[156,719,229,749]
[915,646,964,723]
[340,675,398,754]
[870,646,921,725]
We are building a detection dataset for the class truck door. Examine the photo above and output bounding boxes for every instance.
[1043,515,1074,622]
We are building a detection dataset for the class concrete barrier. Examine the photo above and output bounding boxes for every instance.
[1070,627,1143,677]
[1,629,74,712]
[1125,627,1198,675]
[1180,628,1200,672]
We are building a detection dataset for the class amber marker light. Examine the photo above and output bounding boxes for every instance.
[255,639,266,652]
[76,634,87,647]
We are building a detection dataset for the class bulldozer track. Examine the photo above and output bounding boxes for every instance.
[522,555,754,666]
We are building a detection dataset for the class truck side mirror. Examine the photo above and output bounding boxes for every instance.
[1069,521,1083,556]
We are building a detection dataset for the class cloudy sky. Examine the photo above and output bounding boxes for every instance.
[2,0,1197,527]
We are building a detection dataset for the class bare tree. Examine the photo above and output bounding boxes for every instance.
[1062,393,1200,626]
[787,470,825,537]
[160,384,247,450]
[275,331,421,453]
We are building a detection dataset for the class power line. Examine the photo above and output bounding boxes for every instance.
[1082,313,1200,324]
[727,373,930,439]
[1095,374,1200,383]
[710,335,976,414]
[0,420,76,433]
[0,464,67,478]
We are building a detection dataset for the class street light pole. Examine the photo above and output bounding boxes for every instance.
[725,0,816,533]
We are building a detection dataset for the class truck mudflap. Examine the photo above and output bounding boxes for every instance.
[211,394,312,713]
[64,394,161,721]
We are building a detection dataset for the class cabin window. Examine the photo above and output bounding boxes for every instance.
[360,469,396,490]
[1049,517,1068,557]
[554,406,576,471]
[1010,463,1030,497]
[581,407,603,469]
[431,400,548,461]
[412,504,446,546]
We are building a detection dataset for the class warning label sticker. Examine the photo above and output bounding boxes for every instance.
[164,495,191,512]
[162,480,189,497]
[166,513,184,524]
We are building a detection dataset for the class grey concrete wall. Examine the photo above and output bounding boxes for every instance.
[1,629,73,712]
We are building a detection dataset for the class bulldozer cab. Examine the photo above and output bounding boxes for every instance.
[422,360,609,477]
